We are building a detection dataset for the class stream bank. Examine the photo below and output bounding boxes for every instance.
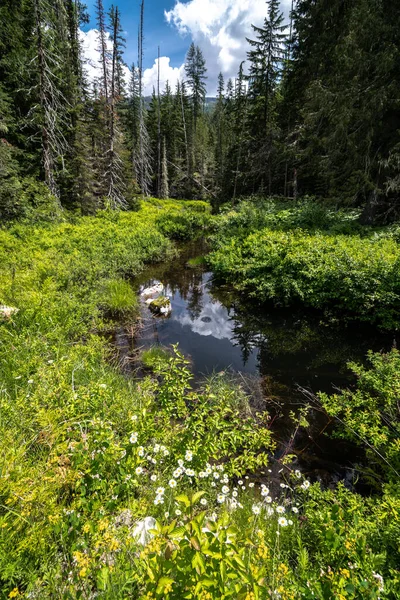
[114,240,395,488]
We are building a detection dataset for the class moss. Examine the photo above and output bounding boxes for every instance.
[149,295,171,313]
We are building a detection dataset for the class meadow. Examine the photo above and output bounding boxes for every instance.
[0,199,399,598]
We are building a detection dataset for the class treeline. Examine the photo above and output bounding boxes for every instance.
[0,0,399,221]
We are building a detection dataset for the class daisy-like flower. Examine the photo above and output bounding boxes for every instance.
[252,504,261,516]
[173,468,183,478]
[200,498,207,506]
[210,513,218,522]
[151,458,157,465]
[186,469,195,477]
[211,482,216,487]
[301,480,310,490]
[175,509,182,516]
[264,496,273,504]
[198,471,206,478]
[222,475,229,484]
[288,520,293,525]
[221,485,229,495]
[249,482,255,488]
[213,472,220,480]
[280,483,286,489]
[137,447,145,457]
[238,480,243,486]
[154,444,160,453]
[164,512,169,519]
[131,415,138,422]
[276,506,285,514]
[217,494,225,504]
[163,449,169,456]
[154,495,164,505]
[150,474,157,482]
[135,466,143,475]
[28,379,34,384]
[292,507,299,514]
[261,487,270,497]
[178,459,184,468]
[232,491,238,498]
[230,499,238,509]
[295,470,301,479]
[99,383,107,389]
[185,450,193,461]
[205,467,212,476]
[156,487,165,496]
[278,517,288,527]
[169,479,177,488]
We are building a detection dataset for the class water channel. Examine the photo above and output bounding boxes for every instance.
[119,241,395,487]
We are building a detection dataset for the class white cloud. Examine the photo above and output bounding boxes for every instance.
[142,57,186,96]
[79,29,131,89]
[165,0,292,94]
[80,29,184,97]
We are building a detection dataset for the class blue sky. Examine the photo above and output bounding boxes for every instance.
[83,0,189,71]
[80,1,292,95]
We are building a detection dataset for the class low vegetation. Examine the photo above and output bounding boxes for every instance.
[0,198,399,597]
[209,200,400,328]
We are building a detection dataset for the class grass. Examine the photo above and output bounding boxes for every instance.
[141,346,171,370]
[102,279,138,315]
[0,197,399,598]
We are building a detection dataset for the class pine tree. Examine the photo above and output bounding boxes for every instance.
[246,0,286,193]
[185,43,207,133]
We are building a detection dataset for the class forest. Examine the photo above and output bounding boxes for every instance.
[0,0,400,598]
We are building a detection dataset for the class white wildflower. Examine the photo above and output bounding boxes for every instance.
[217,494,225,504]
[169,479,177,488]
[276,506,285,514]
[278,517,288,527]
[130,433,138,444]
[252,504,261,516]
[221,485,229,495]
[135,467,144,475]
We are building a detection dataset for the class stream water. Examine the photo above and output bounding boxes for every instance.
[120,241,395,486]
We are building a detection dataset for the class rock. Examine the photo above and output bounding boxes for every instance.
[132,516,156,546]
[140,282,164,300]
[0,305,19,320]
[149,296,172,316]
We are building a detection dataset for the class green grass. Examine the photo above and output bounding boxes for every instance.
[141,346,171,370]
[102,279,138,315]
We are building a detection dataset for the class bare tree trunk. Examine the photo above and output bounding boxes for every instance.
[157,46,162,198]
[180,83,190,180]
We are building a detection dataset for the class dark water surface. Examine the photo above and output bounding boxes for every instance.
[130,241,395,484]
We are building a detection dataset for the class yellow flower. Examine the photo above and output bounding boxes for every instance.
[79,568,87,578]
[83,523,91,533]
[340,568,351,579]
[164,582,173,594]
[9,589,20,599]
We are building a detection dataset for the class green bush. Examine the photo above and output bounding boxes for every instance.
[209,228,400,328]
[320,349,400,481]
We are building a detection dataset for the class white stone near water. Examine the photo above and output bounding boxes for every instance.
[0,305,19,320]
[140,282,164,300]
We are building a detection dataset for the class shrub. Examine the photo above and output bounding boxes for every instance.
[209,229,400,328]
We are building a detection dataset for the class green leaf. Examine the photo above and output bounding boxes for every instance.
[156,577,174,595]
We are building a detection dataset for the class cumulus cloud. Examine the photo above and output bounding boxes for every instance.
[142,57,186,96]
[80,30,185,96]
[165,0,292,94]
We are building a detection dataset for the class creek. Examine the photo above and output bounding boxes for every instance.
[118,241,395,488]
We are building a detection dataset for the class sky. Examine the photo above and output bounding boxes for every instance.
[81,0,292,96]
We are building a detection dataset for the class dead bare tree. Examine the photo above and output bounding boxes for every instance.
[33,0,69,201]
